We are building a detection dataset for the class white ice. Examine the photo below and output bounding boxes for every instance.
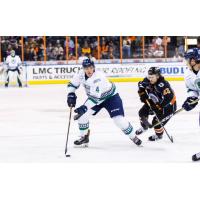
[0,82,200,162]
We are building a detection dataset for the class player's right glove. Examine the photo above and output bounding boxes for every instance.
[138,90,149,103]
[182,96,198,111]
[74,105,88,115]
[67,92,77,107]
[138,81,149,90]
[138,81,149,103]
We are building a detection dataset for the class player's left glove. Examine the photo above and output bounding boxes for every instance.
[74,105,88,116]
[67,92,77,107]
[182,96,198,111]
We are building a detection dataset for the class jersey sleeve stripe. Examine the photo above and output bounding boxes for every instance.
[67,82,79,89]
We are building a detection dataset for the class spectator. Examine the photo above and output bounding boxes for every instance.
[108,46,115,59]
[122,37,131,58]
[173,37,184,58]
[68,53,76,60]
[129,36,136,57]
[155,36,162,47]
[166,36,177,57]
[29,44,38,61]
[38,42,44,61]
[54,43,64,60]
[134,36,142,57]
[46,43,53,59]
[100,40,109,59]
[13,43,21,57]
[146,36,164,58]
[6,44,12,57]
[77,43,82,57]
[92,45,99,59]
[69,37,75,54]
[81,41,91,55]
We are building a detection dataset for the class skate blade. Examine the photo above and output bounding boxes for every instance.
[74,143,89,148]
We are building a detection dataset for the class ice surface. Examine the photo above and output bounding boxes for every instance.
[0,82,199,162]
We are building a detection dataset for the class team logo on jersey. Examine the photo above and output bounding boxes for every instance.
[158,82,164,87]
[11,58,16,64]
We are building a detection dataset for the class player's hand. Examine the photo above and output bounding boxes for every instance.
[138,81,149,90]
[74,105,88,115]
[67,92,77,107]
[182,96,198,111]
[138,90,149,103]
[151,102,163,115]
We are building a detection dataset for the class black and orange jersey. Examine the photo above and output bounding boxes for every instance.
[138,76,176,107]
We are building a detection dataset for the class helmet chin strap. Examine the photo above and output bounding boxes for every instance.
[192,64,200,75]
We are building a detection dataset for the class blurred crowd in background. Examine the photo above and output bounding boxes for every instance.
[0,36,195,62]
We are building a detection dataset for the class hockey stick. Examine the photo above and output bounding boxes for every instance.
[65,107,73,157]
[145,89,173,143]
[150,97,200,128]
[145,99,173,143]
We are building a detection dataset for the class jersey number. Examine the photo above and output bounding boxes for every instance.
[163,88,171,95]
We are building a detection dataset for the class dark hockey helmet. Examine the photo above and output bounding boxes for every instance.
[82,58,95,68]
[148,67,161,76]
[184,48,200,62]
[195,55,200,64]
[194,48,200,63]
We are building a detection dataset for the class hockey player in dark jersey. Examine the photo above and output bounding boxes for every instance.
[135,67,177,141]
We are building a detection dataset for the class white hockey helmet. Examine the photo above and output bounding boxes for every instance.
[11,50,15,57]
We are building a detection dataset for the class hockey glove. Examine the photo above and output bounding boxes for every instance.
[74,105,88,116]
[138,90,149,103]
[182,96,198,111]
[151,102,163,115]
[138,81,149,90]
[67,92,77,107]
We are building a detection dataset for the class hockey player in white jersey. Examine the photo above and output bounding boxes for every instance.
[182,48,200,161]
[5,50,23,87]
[67,58,142,147]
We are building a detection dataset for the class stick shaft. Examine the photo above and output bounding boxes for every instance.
[65,107,73,155]
[151,98,200,128]
[146,99,173,143]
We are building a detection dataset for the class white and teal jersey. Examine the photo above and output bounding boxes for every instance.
[5,55,22,70]
[184,68,200,97]
[67,69,117,109]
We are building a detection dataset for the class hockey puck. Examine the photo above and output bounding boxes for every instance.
[65,154,71,157]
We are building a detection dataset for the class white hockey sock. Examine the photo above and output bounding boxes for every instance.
[78,112,90,136]
[112,116,135,139]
